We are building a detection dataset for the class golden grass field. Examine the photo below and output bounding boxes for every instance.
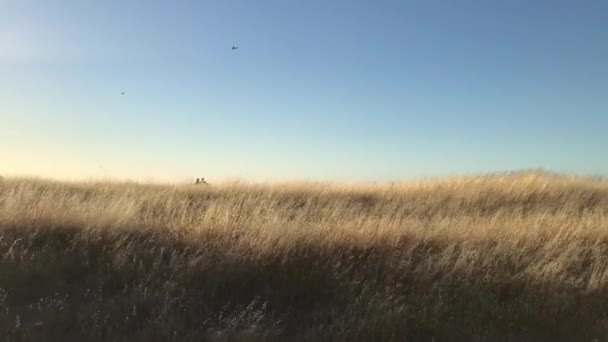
[1,172,608,341]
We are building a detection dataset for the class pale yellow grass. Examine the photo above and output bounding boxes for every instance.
[1,172,608,340]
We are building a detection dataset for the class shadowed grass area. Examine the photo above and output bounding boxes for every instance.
[1,172,608,341]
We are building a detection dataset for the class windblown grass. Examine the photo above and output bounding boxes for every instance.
[1,172,608,341]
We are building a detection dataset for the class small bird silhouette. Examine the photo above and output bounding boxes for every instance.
[231,46,238,50]
[121,92,126,95]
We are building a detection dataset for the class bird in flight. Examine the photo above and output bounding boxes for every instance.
[121,92,126,95]
[231,46,238,50]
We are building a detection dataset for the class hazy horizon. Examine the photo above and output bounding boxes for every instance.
[2,1,607,182]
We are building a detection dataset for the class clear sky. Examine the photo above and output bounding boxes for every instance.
[1,0,607,182]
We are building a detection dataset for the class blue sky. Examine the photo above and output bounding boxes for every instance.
[1,0,607,182]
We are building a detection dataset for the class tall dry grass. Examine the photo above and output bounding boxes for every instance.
[1,172,608,341]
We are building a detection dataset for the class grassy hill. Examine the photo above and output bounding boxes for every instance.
[1,173,608,341]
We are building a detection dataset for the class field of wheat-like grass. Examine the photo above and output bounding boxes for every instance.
[1,172,608,341]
